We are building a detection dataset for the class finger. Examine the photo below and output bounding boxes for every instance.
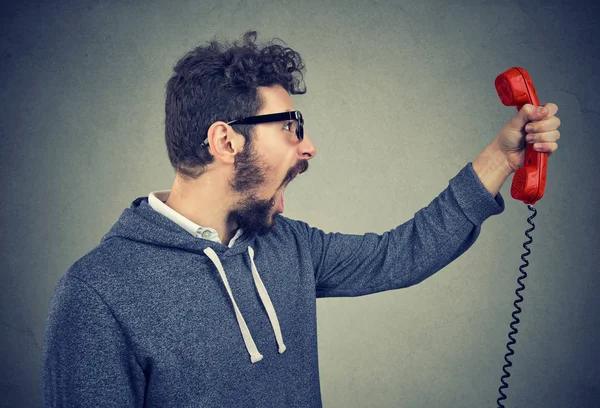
[532,141,558,153]
[509,103,550,130]
[539,102,558,119]
[525,116,561,133]
[524,104,549,122]
[525,129,561,144]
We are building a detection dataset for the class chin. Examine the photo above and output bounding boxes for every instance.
[232,192,280,235]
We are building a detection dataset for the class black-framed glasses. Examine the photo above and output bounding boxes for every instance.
[202,111,304,146]
[227,111,304,141]
[231,110,306,138]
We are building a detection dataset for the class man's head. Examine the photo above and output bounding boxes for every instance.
[164,31,316,234]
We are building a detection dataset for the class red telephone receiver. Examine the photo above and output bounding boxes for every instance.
[495,67,547,205]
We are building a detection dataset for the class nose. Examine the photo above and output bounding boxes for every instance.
[298,132,317,160]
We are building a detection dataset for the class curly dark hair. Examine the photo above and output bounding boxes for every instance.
[164,30,307,180]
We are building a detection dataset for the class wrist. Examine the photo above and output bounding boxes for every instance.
[472,142,513,197]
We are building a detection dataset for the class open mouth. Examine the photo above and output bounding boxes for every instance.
[274,160,309,214]
[282,160,309,188]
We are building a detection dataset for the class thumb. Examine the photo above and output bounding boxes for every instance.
[508,104,547,130]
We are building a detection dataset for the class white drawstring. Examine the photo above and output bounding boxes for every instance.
[247,247,287,354]
[203,247,263,363]
[203,246,287,363]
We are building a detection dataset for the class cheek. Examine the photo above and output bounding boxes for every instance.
[260,159,291,195]
[265,160,288,187]
[264,150,293,174]
[276,153,296,179]
[256,133,296,185]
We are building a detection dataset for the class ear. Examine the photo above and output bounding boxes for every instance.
[206,122,245,164]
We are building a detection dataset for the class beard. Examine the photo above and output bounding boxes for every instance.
[228,140,309,235]
[228,193,276,236]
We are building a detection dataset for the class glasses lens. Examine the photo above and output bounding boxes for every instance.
[297,113,304,141]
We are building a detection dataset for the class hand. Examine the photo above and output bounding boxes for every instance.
[493,103,561,172]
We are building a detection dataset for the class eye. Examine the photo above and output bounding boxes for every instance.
[283,121,294,132]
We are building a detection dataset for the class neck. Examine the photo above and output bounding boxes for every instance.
[164,169,239,245]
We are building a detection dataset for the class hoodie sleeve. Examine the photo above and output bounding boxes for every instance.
[309,163,505,297]
[41,273,145,407]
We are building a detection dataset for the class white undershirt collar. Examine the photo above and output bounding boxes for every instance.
[148,190,243,248]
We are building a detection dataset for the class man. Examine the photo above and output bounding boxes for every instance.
[41,31,560,407]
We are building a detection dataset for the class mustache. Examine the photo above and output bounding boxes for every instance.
[281,160,309,187]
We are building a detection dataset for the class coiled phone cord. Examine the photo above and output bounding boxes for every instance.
[496,204,537,408]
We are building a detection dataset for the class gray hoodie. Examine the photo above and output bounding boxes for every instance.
[41,162,504,407]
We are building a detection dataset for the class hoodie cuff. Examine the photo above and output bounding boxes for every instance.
[449,162,505,225]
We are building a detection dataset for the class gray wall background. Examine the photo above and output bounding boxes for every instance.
[1,0,599,407]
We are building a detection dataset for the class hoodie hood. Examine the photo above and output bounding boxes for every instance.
[101,196,255,257]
